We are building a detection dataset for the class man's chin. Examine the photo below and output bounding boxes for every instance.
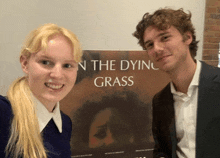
[159,64,173,72]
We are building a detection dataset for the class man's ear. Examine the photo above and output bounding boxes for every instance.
[183,32,193,45]
[20,55,29,74]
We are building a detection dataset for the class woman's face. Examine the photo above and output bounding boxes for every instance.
[20,35,78,110]
[89,108,134,148]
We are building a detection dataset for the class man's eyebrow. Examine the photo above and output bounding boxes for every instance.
[144,32,169,45]
[158,32,169,37]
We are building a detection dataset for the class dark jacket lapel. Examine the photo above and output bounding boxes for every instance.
[196,61,220,158]
[157,84,177,158]
[166,85,177,158]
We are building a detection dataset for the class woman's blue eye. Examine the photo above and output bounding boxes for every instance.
[42,60,50,65]
[64,64,72,68]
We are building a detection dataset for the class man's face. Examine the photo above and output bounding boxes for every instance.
[143,26,192,72]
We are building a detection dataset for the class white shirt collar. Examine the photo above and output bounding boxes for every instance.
[33,96,62,133]
[171,60,202,95]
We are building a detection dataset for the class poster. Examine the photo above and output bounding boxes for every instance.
[60,50,170,158]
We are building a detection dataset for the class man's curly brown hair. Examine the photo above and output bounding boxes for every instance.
[133,8,199,59]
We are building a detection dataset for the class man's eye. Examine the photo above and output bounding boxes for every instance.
[145,43,153,50]
[161,35,170,41]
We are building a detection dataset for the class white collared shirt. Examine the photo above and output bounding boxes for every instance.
[170,60,201,158]
[34,96,63,133]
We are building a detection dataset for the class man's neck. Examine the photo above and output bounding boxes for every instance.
[169,58,197,94]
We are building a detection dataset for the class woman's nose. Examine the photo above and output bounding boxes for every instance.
[50,65,63,79]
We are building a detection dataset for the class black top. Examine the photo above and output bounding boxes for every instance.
[0,95,72,158]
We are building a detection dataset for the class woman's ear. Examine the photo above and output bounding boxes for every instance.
[20,55,29,74]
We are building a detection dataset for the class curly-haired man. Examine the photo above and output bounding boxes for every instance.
[133,8,220,158]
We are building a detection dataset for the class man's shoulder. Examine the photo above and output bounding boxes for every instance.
[153,83,172,106]
[201,61,220,74]
[200,61,220,81]
[154,83,171,98]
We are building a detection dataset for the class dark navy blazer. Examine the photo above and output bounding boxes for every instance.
[152,61,220,158]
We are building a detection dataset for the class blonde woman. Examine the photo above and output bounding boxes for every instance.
[0,23,82,158]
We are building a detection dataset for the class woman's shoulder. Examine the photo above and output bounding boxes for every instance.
[0,95,11,106]
[0,95,13,158]
[60,111,71,123]
[0,95,13,116]
[60,111,72,132]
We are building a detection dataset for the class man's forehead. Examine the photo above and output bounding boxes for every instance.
[144,26,166,40]
[143,26,176,41]
[145,25,172,34]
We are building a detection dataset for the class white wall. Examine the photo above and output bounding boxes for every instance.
[0,0,206,95]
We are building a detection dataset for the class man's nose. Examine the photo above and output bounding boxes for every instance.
[154,42,164,52]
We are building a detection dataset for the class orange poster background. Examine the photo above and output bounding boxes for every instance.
[60,50,170,157]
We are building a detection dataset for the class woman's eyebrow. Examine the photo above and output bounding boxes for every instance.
[36,54,52,59]
[65,59,77,63]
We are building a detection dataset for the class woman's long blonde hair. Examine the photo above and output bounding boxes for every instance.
[6,23,82,158]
